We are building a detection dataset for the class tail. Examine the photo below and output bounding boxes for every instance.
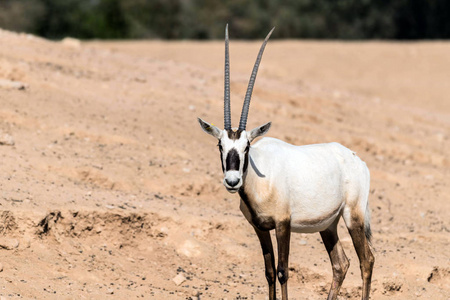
[362,162,373,248]
[364,203,372,247]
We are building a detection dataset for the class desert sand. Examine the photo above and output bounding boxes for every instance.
[0,29,449,299]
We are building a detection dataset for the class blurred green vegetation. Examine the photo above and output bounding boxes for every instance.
[0,0,449,40]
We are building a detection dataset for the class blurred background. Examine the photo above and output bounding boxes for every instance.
[0,0,449,40]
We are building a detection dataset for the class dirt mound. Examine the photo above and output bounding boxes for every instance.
[428,267,450,289]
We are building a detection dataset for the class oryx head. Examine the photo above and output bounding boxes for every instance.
[198,25,274,193]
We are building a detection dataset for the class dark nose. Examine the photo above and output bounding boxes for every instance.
[225,178,240,187]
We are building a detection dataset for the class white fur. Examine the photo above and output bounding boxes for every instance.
[242,137,370,232]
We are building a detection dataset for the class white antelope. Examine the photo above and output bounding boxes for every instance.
[198,25,374,300]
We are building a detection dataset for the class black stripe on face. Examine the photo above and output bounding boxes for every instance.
[243,142,250,173]
[219,151,225,172]
[226,148,240,171]
[218,142,225,172]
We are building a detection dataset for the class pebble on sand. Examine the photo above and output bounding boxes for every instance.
[0,133,14,146]
[0,238,20,250]
[61,37,81,48]
[0,79,27,90]
[173,273,186,286]
[177,239,202,258]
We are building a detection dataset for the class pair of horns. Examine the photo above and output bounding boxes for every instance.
[223,24,275,131]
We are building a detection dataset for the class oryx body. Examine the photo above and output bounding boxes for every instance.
[241,138,370,234]
[198,25,374,300]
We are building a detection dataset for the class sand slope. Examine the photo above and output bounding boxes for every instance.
[0,29,449,299]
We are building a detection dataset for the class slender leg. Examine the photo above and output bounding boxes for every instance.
[275,220,291,300]
[254,227,276,300]
[320,221,350,300]
[240,199,276,299]
[347,218,375,300]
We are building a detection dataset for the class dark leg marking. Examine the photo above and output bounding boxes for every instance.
[276,220,291,300]
[254,227,276,300]
[347,216,375,300]
[320,220,350,300]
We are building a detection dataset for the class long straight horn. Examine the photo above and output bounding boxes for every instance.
[238,27,275,131]
[224,24,232,130]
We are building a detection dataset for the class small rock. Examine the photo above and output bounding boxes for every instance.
[173,273,186,286]
[61,37,81,48]
[424,174,434,180]
[0,79,27,90]
[299,239,307,245]
[134,76,147,83]
[0,238,19,250]
[0,263,3,272]
[159,227,169,235]
[375,155,384,162]
[177,239,202,257]
[0,133,15,146]
[192,290,200,297]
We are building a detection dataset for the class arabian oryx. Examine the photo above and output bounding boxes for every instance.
[197,25,374,300]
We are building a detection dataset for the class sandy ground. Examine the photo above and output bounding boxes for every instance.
[0,29,449,299]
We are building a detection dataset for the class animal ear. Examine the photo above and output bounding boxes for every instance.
[248,122,271,143]
[198,118,222,139]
